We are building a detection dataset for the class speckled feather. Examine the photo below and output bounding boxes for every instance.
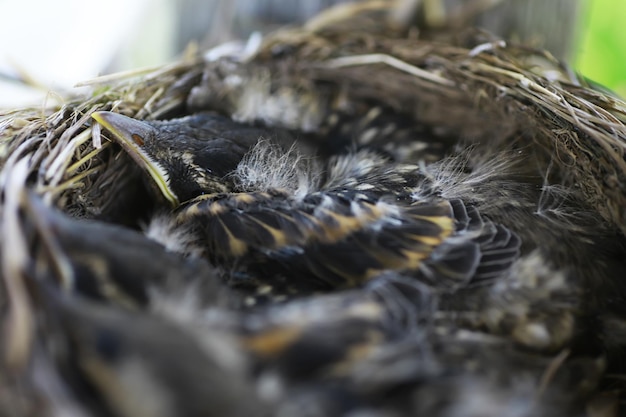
[174,190,458,291]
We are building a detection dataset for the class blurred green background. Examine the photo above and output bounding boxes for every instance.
[576,0,626,97]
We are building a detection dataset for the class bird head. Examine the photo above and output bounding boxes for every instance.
[92,111,261,206]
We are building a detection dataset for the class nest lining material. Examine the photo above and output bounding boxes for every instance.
[1,1,626,415]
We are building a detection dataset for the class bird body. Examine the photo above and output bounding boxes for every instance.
[92,111,526,305]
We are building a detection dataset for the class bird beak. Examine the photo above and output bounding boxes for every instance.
[91,111,180,206]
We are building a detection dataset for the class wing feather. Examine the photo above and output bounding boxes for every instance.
[175,191,456,292]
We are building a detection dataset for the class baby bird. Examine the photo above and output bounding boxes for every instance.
[92,111,520,305]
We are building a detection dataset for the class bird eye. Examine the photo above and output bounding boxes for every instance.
[131,134,145,146]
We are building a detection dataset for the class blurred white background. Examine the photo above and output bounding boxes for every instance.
[0,0,621,109]
[0,0,176,108]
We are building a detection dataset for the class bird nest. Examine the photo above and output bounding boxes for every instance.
[2,1,626,416]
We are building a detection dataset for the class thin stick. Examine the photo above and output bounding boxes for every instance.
[322,54,455,86]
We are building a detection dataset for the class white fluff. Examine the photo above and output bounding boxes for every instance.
[413,149,517,201]
[233,139,322,198]
[323,150,386,190]
[143,215,203,257]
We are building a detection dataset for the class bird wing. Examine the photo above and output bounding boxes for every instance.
[417,200,522,289]
[175,190,459,293]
